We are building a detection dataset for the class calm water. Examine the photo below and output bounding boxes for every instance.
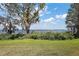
[0,29,67,34]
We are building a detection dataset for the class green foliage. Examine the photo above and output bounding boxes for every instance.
[66,3,79,36]
[0,32,75,40]
[0,3,46,34]
[0,34,24,40]
[19,32,75,40]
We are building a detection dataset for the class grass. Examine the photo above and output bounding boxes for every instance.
[0,39,79,56]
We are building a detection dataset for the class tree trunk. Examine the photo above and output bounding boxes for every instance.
[24,23,30,34]
[25,26,30,34]
[76,25,79,37]
[7,22,13,34]
[7,29,12,34]
[26,27,30,34]
[76,17,79,37]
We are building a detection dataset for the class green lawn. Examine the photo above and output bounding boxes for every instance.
[0,39,79,56]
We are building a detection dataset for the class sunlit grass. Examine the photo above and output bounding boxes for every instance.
[0,39,79,55]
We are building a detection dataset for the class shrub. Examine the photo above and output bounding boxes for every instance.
[19,32,75,40]
[0,34,24,40]
[41,32,73,40]
[0,32,75,40]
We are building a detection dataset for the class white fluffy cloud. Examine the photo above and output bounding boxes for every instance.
[44,17,55,22]
[39,13,67,24]
[40,17,56,24]
[30,13,67,30]
[55,13,67,20]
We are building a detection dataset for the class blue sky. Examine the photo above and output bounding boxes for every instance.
[0,3,71,30]
[30,3,70,30]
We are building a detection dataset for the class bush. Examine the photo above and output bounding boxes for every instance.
[0,34,24,40]
[0,32,75,40]
[19,32,75,40]
[8,34,24,40]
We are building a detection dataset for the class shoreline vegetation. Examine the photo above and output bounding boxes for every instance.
[0,32,74,40]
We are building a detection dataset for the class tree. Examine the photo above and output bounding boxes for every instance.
[0,4,20,34]
[0,16,16,34]
[0,3,45,34]
[66,3,79,37]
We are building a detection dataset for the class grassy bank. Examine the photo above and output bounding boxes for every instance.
[0,39,79,56]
